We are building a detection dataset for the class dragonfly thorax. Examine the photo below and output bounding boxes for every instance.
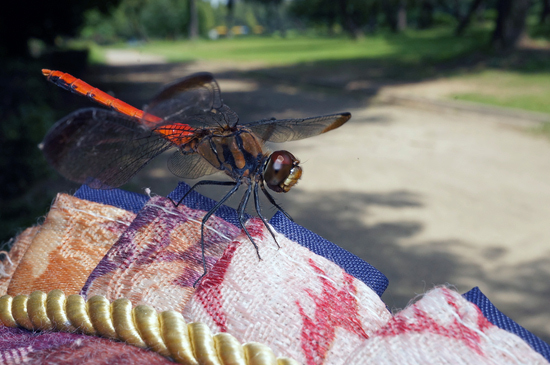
[262,151,302,193]
[196,127,265,180]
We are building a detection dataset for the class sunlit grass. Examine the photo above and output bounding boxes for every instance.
[87,42,108,64]
[98,27,489,66]
[66,40,107,64]
[452,70,550,114]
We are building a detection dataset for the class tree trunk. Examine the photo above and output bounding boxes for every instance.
[273,2,286,37]
[540,0,550,25]
[188,0,198,40]
[226,0,235,37]
[397,0,407,31]
[383,2,397,32]
[366,2,379,33]
[339,0,363,38]
[491,0,532,51]
[455,0,485,36]
[418,0,434,29]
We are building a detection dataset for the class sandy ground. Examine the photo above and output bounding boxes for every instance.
[95,50,550,342]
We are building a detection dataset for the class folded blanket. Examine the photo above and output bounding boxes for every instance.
[0,183,547,364]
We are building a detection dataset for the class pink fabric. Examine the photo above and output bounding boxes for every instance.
[183,218,391,364]
[345,287,548,364]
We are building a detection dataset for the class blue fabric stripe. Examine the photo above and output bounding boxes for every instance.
[464,287,550,362]
[74,185,149,213]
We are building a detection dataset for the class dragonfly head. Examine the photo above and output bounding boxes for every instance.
[263,151,302,193]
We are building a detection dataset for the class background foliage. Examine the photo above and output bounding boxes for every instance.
[0,0,549,245]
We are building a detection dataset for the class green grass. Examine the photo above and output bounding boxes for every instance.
[87,42,108,64]
[451,70,550,114]
[65,40,107,64]
[99,27,489,66]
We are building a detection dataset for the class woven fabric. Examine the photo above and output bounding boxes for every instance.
[81,196,240,312]
[0,326,172,364]
[346,287,548,364]
[0,227,40,296]
[464,287,550,362]
[183,218,392,365]
[7,194,135,296]
[270,211,388,296]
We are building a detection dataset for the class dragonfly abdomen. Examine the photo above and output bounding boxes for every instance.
[42,69,162,125]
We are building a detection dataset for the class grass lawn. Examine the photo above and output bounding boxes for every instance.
[95,28,489,66]
[451,69,550,115]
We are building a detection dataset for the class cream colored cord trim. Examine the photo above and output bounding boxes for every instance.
[0,290,300,365]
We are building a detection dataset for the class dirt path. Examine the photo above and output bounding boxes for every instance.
[95,52,550,343]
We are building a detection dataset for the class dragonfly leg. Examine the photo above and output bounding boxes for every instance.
[254,182,279,248]
[194,181,242,287]
[260,180,294,222]
[170,180,237,207]
[237,184,262,260]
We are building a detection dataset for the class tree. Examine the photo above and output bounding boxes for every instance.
[189,0,199,39]
[541,0,550,25]
[338,0,364,38]
[491,0,533,50]
[418,0,435,29]
[244,0,286,36]
[226,0,236,36]
[455,0,485,36]
[290,0,371,38]
[383,0,407,32]
[290,0,339,33]
[397,0,407,31]
[0,0,120,57]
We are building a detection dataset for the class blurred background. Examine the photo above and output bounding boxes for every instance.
[1,0,550,343]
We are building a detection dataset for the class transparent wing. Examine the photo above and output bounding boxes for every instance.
[41,108,175,189]
[245,112,351,143]
[143,72,239,127]
[167,150,220,179]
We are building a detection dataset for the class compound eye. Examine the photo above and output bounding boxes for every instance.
[263,151,301,193]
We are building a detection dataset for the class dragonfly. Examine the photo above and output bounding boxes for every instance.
[40,69,351,282]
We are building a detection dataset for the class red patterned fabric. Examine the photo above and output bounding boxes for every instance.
[347,287,548,364]
[183,218,390,364]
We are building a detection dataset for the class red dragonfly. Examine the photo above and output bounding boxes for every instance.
[41,69,351,279]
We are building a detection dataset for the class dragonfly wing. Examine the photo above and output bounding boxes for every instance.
[144,72,238,127]
[41,108,174,189]
[167,150,220,179]
[245,112,351,143]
